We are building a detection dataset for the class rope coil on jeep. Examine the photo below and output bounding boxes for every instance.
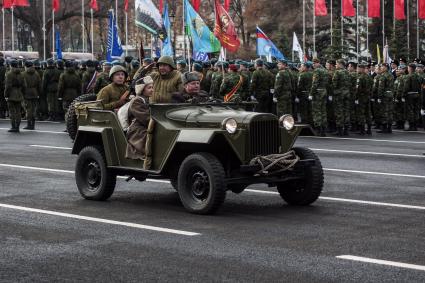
[249,151,300,176]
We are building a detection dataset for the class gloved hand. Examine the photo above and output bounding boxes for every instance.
[308,96,313,101]
[377,99,381,103]
[250,95,257,102]
[328,96,333,102]
[273,96,277,103]
[295,97,300,103]
[421,109,425,116]
[370,98,375,102]
[355,100,359,105]
[401,98,406,102]
[270,89,275,94]
[58,97,63,101]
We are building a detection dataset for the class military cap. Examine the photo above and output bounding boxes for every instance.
[210,58,218,65]
[109,65,128,80]
[158,55,176,69]
[326,59,336,65]
[111,60,123,66]
[229,64,238,71]
[358,61,368,68]
[380,63,390,69]
[391,60,399,66]
[313,58,321,64]
[25,61,33,67]
[181,71,201,85]
[176,59,187,67]
[131,60,140,67]
[192,62,203,72]
[255,58,264,66]
[239,61,249,67]
[80,60,87,67]
[408,63,417,69]
[143,58,154,64]
[202,61,211,68]
[33,60,41,67]
[303,61,313,68]
[102,61,112,67]
[86,60,95,68]
[65,60,74,68]
[278,59,288,64]
[398,64,407,69]
[9,59,18,67]
[337,59,346,65]
[46,58,55,66]
[124,56,133,63]
[416,63,424,68]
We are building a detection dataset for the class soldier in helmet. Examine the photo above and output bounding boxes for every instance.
[309,58,329,136]
[94,62,112,94]
[274,59,293,116]
[97,65,129,110]
[22,61,41,130]
[250,58,274,113]
[43,59,62,121]
[149,55,183,103]
[81,60,97,94]
[332,59,352,136]
[57,61,82,118]
[4,59,26,132]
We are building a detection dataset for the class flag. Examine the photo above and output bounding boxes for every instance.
[159,0,163,13]
[151,36,161,58]
[315,0,327,16]
[368,0,380,18]
[193,51,209,61]
[124,0,129,11]
[107,10,123,62]
[3,0,13,8]
[52,0,60,12]
[184,0,221,53]
[12,0,29,6]
[383,44,392,64]
[256,26,285,60]
[214,0,240,53]
[342,0,355,17]
[55,29,63,60]
[135,0,166,38]
[192,0,200,12]
[90,0,98,11]
[292,32,304,63]
[395,0,405,20]
[224,0,230,11]
[161,4,173,56]
[420,0,425,19]
[377,44,381,64]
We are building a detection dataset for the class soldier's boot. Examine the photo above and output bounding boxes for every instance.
[366,124,372,135]
[47,112,54,121]
[23,119,32,130]
[343,127,349,136]
[377,123,387,133]
[387,123,392,134]
[15,120,20,132]
[336,127,343,136]
[358,124,365,135]
[8,120,17,132]
[320,126,327,137]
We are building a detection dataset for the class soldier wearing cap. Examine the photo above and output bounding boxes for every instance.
[297,61,313,124]
[393,64,407,129]
[0,58,7,118]
[177,60,188,74]
[219,64,243,102]
[81,60,97,94]
[309,58,329,136]
[57,61,82,118]
[376,63,394,133]
[347,61,359,132]
[22,61,41,130]
[149,55,183,103]
[332,59,352,135]
[129,60,140,80]
[403,63,422,131]
[274,59,293,116]
[355,62,373,135]
[94,62,112,94]
[171,72,209,103]
[210,61,227,99]
[325,59,336,133]
[43,59,62,121]
[238,61,251,102]
[250,58,275,113]
[4,59,26,132]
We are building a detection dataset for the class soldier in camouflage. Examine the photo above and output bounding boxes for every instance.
[219,64,243,103]
[297,61,313,124]
[0,58,7,118]
[274,59,293,116]
[377,63,394,133]
[58,61,82,118]
[325,60,336,133]
[403,63,422,131]
[238,61,251,102]
[43,59,62,121]
[4,59,26,132]
[210,61,227,99]
[332,59,352,136]
[22,61,41,130]
[250,58,274,113]
[347,62,358,132]
[355,62,372,135]
[310,58,329,136]
[393,65,407,129]
[81,60,97,94]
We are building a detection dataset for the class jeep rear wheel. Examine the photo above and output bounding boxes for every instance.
[66,93,97,140]
[277,147,323,205]
[177,153,226,214]
[75,146,116,201]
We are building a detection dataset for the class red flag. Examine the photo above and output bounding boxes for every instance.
[3,0,13,8]
[12,0,30,7]
[224,0,230,11]
[342,0,355,17]
[368,0,380,18]
[394,0,405,20]
[214,0,240,52]
[315,0,328,16]
[420,0,425,19]
[52,0,60,12]
[90,0,98,11]
[159,0,163,13]
[192,0,200,12]
[124,0,129,11]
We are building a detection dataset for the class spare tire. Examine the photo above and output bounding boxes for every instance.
[66,93,98,140]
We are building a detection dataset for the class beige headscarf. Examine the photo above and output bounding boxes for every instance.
[135,76,154,96]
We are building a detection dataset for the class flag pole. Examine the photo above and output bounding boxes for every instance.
[407,0,410,60]
[417,0,420,57]
[115,0,118,24]
[341,1,343,54]
[42,0,46,59]
[356,0,359,61]
[82,0,85,53]
[11,6,14,53]
[331,0,333,46]
[183,0,187,61]
[125,11,128,56]
[302,0,305,54]
[313,2,316,55]
[91,8,94,59]
[366,0,369,59]
[1,9,4,51]
[382,0,385,53]
[393,0,396,32]
[52,10,55,58]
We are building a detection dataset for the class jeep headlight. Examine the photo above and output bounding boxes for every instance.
[222,118,238,134]
[279,114,295,130]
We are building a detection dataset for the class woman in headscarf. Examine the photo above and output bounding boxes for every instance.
[125,76,154,160]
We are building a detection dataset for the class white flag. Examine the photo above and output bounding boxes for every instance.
[292,32,304,63]
[383,44,392,65]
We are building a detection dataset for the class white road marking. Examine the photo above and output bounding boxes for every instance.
[311,148,425,158]
[392,129,425,134]
[0,118,61,124]
[300,136,425,144]
[245,189,425,210]
[336,255,425,271]
[325,168,425,179]
[0,203,200,236]
[30,145,72,150]
[1,163,425,210]
[0,128,66,134]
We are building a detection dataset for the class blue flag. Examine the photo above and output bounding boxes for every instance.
[256,26,285,60]
[161,4,173,56]
[184,0,220,53]
[107,10,123,62]
[193,51,209,62]
[55,29,62,60]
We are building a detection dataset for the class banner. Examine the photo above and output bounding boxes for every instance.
[192,0,200,12]
[55,29,62,60]
[315,0,328,16]
[395,0,405,20]
[368,0,380,18]
[256,26,285,60]
[420,0,425,19]
[292,32,304,63]
[224,0,230,11]
[52,0,60,12]
[107,10,123,62]
[193,51,209,61]
[135,0,165,38]
[161,4,173,56]
[214,0,240,53]
[90,0,98,11]
[184,0,221,53]
[4,0,29,8]
[342,0,355,17]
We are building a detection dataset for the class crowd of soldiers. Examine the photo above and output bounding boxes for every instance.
[1,51,424,136]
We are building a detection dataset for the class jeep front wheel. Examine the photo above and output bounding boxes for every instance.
[277,147,323,205]
[75,146,117,201]
[177,153,226,214]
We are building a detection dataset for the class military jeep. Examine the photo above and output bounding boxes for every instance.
[72,101,323,214]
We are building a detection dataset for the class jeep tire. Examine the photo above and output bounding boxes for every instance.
[277,147,323,205]
[66,93,98,140]
[177,153,226,214]
[75,146,117,201]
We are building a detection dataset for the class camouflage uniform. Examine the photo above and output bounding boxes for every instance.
[239,69,251,101]
[297,70,313,124]
[219,72,243,102]
[310,65,329,133]
[0,61,7,118]
[22,66,41,129]
[210,71,224,99]
[356,71,372,134]
[250,68,274,113]
[58,68,82,113]
[4,66,26,132]
[332,67,352,133]
[274,68,293,116]
[403,71,422,130]
[42,65,62,120]
[371,73,382,126]
[34,63,47,120]
[326,69,336,132]
[377,71,394,132]
[393,71,406,128]
[201,69,213,93]
[349,71,358,130]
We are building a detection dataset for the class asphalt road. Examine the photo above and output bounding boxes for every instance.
[0,119,424,282]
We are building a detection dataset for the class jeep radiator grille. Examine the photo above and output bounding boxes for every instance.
[249,119,280,158]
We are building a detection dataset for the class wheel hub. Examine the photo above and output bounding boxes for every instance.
[86,161,101,189]
[190,171,209,200]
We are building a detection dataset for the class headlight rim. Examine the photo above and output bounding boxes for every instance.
[279,114,295,130]
[222,117,238,134]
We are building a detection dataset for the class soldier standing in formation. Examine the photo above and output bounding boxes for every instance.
[250,58,274,113]
[0,58,7,118]
[58,61,82,118]
[4,59,26,132]
[22,61,41,130]
[310,58,329,136]
[332,59,351,136]
[274,59,293,117]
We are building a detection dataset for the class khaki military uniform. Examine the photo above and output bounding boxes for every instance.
[22,67,41,126]
[97,83,128,110]
[250,68,274,113]
[4,68,26,131]
[274,69,293,116]
[58,69,82,112]
[43,66,62,119]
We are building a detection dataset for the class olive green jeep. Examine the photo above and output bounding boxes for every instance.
[72,101,323,214]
